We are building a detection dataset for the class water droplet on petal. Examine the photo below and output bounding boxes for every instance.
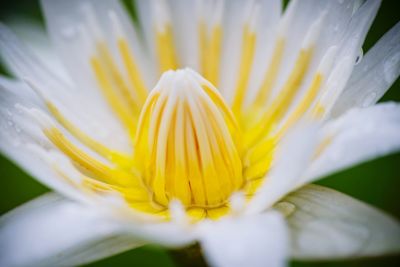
[6,109,13,117]
[333,25,340,32]
[61,25,78,40]
[355,48,363,65]
[14,125,21,133]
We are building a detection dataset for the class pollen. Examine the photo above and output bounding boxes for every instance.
[134,69,244,208]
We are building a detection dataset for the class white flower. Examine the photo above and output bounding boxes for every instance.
[1,0,400,267]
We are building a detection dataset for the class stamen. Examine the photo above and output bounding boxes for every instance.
[24,107,136,188]
[109,10,149,107]
[312,57,354,119]
[24,79,133,167]
[198,0,224,85]
[91,54,138,137]
[44,127,132,187]
[276,46,337,138]
[244,11,326,148]
[244,46,314,148]
[253,38,285,106]
[96,43,141,114]
[153,0,179,72]
[231,1,259,113]
[83,5,142,137]
[134,69,243,208]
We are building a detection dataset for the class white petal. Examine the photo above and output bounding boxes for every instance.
[198,211,288,267]
[245,0,282,104]
[4,17,67,80]
[332,21,400,117]
[267,0,361,104]
[0,23,130,152]
[219,0,282,101]
[0,77,90,202]
[134,0,158,72]
[167,0,201,71]
[40,0,156,88]
[246,123,318,214]
[0,193,143,267]
[307,0,381,117]
[279,184,400,260]
[303,103,400,184]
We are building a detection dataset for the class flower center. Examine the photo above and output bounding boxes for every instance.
[134,69,244,208]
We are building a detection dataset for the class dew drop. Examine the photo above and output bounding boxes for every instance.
[14,125,21,133]
[333,25,340,32]
[355,48,363,65]
[61,25,78,40]
[6,109,13,117]
[14,104,23,114]
[361,92,377,107]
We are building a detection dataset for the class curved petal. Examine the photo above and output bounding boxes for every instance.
[0,76,89,203]
[0,23,131,152]
[246,123,319,214]
[332,21,400,117]
[0,193,143,267]
[277,184,400,260]
[302,103,400,185]
[197,211,288,267]
[0,77,198,247]
[4,17,67,80]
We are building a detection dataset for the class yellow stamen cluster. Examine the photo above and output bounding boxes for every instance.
[134,70,243,208]
[36,1,331,221]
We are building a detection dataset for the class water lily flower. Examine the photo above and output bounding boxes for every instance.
[1,0,400,266]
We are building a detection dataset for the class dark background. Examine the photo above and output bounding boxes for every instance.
[0,0,399,266]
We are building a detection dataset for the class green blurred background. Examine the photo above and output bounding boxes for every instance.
[0,0,399,266]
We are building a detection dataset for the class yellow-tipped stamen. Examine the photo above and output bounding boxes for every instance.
[253,38,285,106]
[199,20,208,76]
[109,10,149,107]
[231,25,257,113]
[276,45,337,136]
[244,11,325,148]
[46,101,132,167]
[22,80,131,167]
[275,73,323,139]
[198,0,224,85]
[153,1,179,72]
[84,6,141,137]
[91,55,137,137]
[134,70,243,209]
[156,25,179,72]
[202,25,222,86]
[118,38,149,106]
[84,6,139,132]
[97,43,141,114]
[44,127,136,187]
[245,46,314,148]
